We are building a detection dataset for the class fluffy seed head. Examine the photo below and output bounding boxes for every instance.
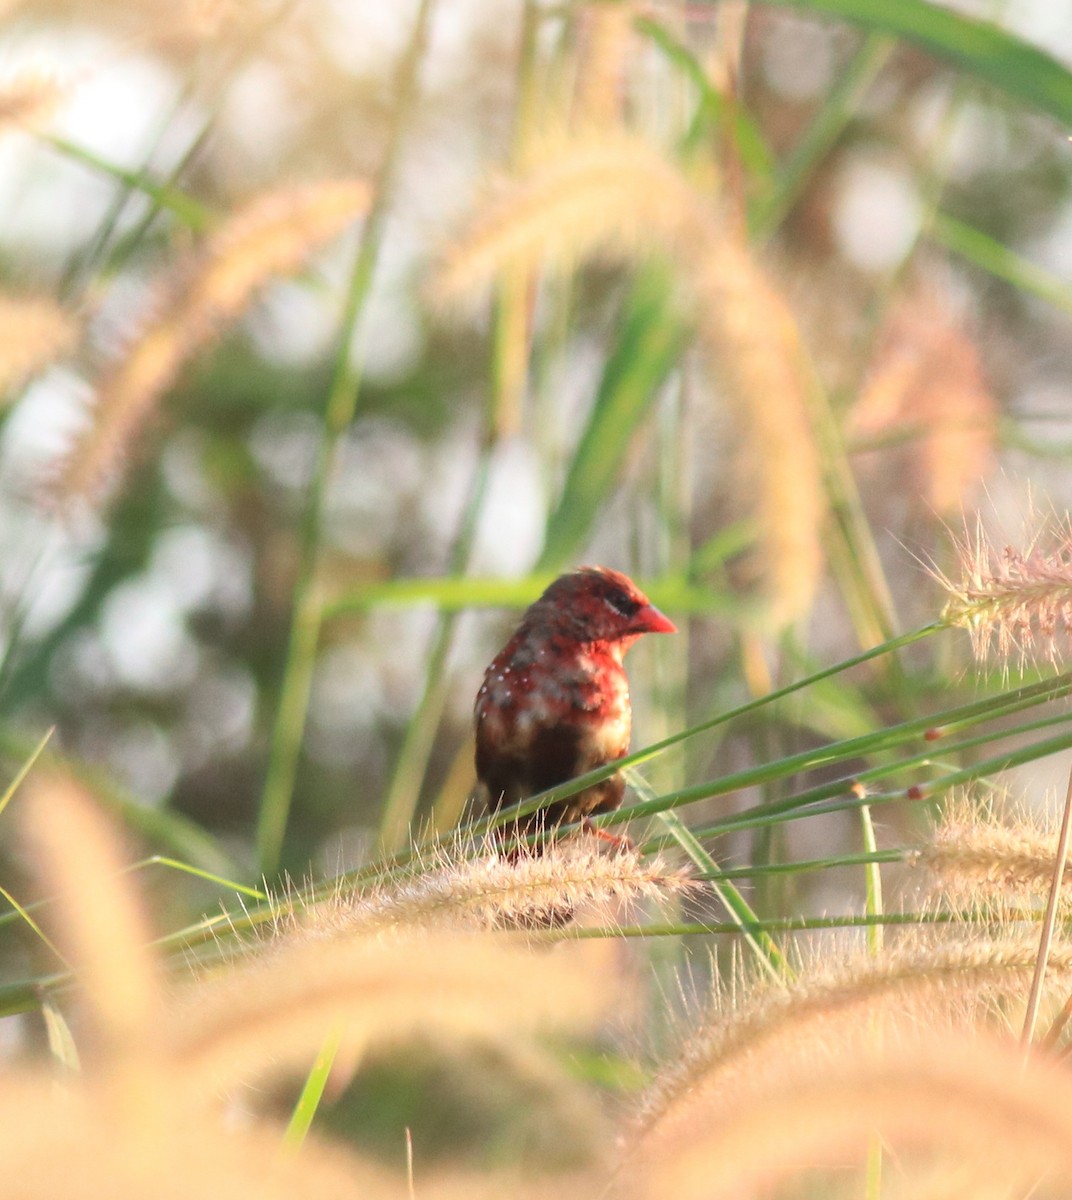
[937,517,1072,666]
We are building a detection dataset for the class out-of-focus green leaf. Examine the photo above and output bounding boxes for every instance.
[325,574,736,619]
[751,0,1072,128]
[932,212,1072,315]
[538,271,685,571]
[634,17,776,182]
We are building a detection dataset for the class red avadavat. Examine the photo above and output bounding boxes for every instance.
[475,566,676,842]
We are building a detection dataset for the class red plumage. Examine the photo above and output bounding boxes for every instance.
[474,566,676,843]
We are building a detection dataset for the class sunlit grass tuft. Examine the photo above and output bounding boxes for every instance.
[916,792,1072,906]
[938,516,1072,665]
[278,835,695,936]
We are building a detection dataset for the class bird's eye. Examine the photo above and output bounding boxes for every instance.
[604,588,640,618]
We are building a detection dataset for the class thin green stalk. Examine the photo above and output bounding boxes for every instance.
[44,135,211,230]
[0,726,53,821]
[0,853,262,934]
[644,719,1072,851]
[753,32,892,237]
[0,901,990,1023]
[561,908,1014,941]
[0,885,66,964]
[931,212,1072,316]
[655,808,789,982]
[376,3,541,851]
[283,1026,343,1151]
[598,673,1072,834]
[696,849,905,881]
[256,0,436,876]
[376,456,493,850]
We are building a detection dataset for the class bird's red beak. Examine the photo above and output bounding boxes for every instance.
[633,603,677,635]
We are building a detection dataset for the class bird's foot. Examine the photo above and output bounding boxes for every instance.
[580,817,634,852]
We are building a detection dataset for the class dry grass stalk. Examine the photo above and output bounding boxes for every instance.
[435,129,824,625]
[637,936,1072,1138]
[851,289,996,515]
[636,1031,1072,1199]
[285,837,694,936]
[690,236,825,626]
[573,4,637,128]
[0,294,78,397]
[937,517,1072,665]
[23,776,159,1071]
[58,179,370,503]
[166,928,612,1101]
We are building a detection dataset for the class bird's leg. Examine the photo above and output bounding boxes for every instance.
[580,817,634,851]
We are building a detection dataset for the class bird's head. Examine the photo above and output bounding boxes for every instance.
[526,566,677,649]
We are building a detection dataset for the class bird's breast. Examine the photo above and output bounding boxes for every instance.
[475,640,631,764]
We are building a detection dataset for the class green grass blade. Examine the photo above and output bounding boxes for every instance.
[931,212,1072,315]
[128,856,267,901]
[325,573,737,619]
[564,909,1008,939]
[283,1025,344,1151]
[44,135,211,229]
[537,271,685,570]
[0,885,66,964]
[0,726,53,821]
[654,806,789,982]
[753,31,892,236]
[634,16,776,178]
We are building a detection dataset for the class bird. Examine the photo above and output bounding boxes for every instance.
[474,566,676,848]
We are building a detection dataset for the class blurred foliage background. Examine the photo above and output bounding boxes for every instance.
[0,0,1071,953]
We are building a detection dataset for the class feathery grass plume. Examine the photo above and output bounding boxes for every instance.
[937,515,1072,665]
[22,775,159,1074]
[0,1070,417,1200]
[636,936,1072,1139]
[689,234,825,627]
[0,293,78,398]
[57,180,370,504]
[636,1030,1072,1199]
[851,287,996,515]
[433,128,694,305]
[20,775,174,1164]
[285,837,694,936]
[164,927,612,1102]
[914,793,1072,905]
[435,129,824,625]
